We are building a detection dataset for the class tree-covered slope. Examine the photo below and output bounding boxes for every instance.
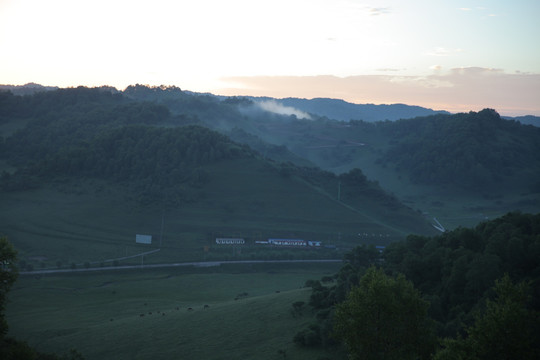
[379,109,540,191]
[208,105,540,228]
[384,211,540,335]
[293,211,539,359]
[0,87,436,266]
[277,97,449,122]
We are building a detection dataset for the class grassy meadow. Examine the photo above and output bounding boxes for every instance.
[0,157,422,270]
[6,263,343,360]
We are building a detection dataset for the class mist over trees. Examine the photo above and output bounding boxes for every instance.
[0,87,430,231]
[3,85,539,197]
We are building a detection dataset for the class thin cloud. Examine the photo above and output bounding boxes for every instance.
[425,47,463,57]
[449,67,504,76]
[458,6,497,18]
[369,7,391,16]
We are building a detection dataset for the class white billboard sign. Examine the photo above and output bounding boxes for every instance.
[136,234,152,244]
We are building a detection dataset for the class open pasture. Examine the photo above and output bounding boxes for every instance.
[0,165,404,270]
[6,263,341,360]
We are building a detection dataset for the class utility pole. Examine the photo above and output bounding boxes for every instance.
[159,214,164,248]
[338,181,341,201]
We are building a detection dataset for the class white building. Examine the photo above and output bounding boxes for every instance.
[215,238,245,245]
[268,238,307,246]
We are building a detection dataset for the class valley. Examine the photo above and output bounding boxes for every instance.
[1,85,539,360]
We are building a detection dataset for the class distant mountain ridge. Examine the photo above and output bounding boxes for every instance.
[504,115,540,127]
[2,83,539,124]
[250,96,451,122]
[0,82,59,95]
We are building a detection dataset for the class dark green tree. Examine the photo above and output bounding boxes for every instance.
[333,266,435,360]
[0,237,18,339]
[291,301,305,317]
[0,239,86,359]
[434,274,539,360]
[343,244,380,270]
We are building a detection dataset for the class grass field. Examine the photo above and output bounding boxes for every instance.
[6,263,343,360]
[0,157,426,270]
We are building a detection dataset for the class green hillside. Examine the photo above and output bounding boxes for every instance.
[221,108,540,229]
[4,85,539,235]
[379,109,540,191]
[0,88,434,269]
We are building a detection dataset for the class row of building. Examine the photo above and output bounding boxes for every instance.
[215,238,322,247]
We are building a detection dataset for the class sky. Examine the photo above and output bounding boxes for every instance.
[1,0,539,116]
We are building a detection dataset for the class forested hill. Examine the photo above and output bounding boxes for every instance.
[0,88,254,203]
[378,109,540,191]
[4,86,539,197]
[505,115,540,127]
[2,85,539,230]
[268,97,450,122]
[118,85,540,195]
[295,211,539,359]
[3,123,252,203]
[384,211,540,335]
[0,87,433,235]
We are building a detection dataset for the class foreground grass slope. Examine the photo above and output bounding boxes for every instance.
[6,264,342,360]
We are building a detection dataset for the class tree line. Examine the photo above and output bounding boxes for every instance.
[293,211,540,359]
[6,87,538,196]
[1,237,84,359]
[0,87,426,219]
[378,109,540,191]
[0,88,255,205]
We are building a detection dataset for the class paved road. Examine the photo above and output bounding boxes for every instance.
[19,259,343,276]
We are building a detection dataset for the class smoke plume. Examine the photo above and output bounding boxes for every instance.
[256,100,311,119]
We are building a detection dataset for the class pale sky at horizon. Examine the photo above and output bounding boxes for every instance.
[1,0,539,116]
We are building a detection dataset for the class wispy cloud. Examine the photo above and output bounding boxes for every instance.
[369,7,390,16]
[376,68,404,72]
[425,47,463,57]
[449,66,504,76]
[458,6,497,18]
